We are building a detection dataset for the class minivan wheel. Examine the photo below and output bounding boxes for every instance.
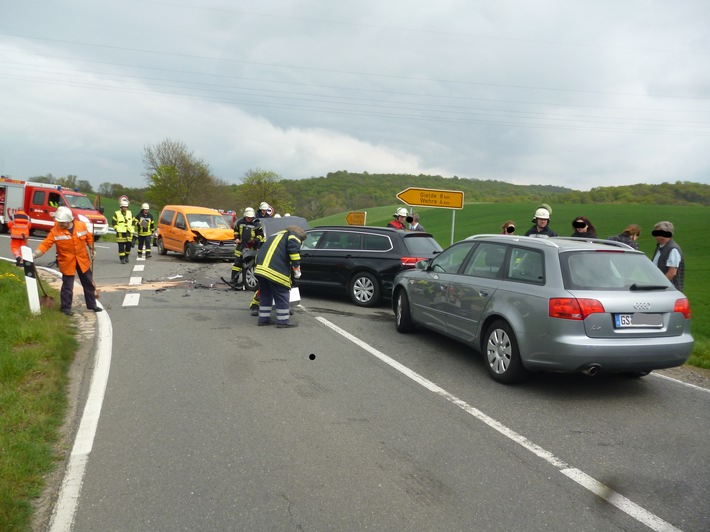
[157,237,167,255]
[395,289,415,333]
[349,272,380,307]
[484,320,528,384]
[184,243,196,261]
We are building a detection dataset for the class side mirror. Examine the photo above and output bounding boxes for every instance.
[415,259,429,270]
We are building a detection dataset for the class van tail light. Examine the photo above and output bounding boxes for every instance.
[401,257,425,267]
[674,298,692,319]
[549,298,605,320]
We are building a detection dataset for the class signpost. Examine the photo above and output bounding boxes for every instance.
[396,187,464,209]
[345,211,367,226]
[396,187,464,244]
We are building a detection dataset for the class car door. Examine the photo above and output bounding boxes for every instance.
[408,241,476,335]
[446,242,506,344]
[299,230,362,288]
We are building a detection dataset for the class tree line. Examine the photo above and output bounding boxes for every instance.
[25,138,710,218]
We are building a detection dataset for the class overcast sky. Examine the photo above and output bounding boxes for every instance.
[1,0,709,191]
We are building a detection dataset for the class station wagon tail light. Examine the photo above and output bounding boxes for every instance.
[549,298,605,320]
[401,257,426,266]
[674,298,691,319]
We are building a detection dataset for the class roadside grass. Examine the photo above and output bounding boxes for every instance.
[313,202,710,369]
[0,262,77,531]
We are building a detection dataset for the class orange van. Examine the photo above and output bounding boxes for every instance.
[156,205,236,261]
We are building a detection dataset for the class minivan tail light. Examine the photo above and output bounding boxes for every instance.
[674,298,691,319]
[401,257,425,266]
[549,298,605,320]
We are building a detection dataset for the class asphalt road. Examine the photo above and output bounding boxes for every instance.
[2,235,709,531]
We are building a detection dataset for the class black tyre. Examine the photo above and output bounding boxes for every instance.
[184,243,196,261]
[483,320,528,384]
[157,237,167,255]
[394,289,415,333]
[348,271,380,307]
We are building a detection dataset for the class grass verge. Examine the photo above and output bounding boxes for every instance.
[0,261,77,531]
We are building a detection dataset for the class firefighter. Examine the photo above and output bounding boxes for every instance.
[134,203,155,259]
[8,209,31,266]
[32,206,101,315]
[231,207,264,288]
[112,198,135,263]
[256,201,272,219]
[254,225,306,328]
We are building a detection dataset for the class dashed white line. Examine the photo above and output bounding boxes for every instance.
[128,276,142,285]
[316,316,683,532]
[133,265,145,272]
[122,293,140,306]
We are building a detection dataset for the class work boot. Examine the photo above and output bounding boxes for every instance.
[16,257,23,267]
[250,305,259,316]
[61,309,73,316]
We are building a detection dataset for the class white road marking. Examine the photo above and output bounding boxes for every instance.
[316,316,683,532]
[122,293,140,306]
[128,276,142,285]
[651,372,710,394]
[49,310,113,532]
[133,265,145,272]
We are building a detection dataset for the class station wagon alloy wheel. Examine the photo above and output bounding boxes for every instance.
[349,272,380,307]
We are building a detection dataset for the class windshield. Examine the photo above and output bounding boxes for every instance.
[187,214,231,229]
[561,251,671,290]
[64,194,96,210]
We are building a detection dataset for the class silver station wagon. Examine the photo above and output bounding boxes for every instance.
[392,235,694,384]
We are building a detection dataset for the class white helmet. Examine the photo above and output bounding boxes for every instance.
[120,198,129,207]
[55,206,74,223]
[534,208,550,220]
[141,203,149,210]
[259,202,270,211]
[284,213,291,217]
[273,213,281,218]
[394,207,408,217]
[243,207,255,217]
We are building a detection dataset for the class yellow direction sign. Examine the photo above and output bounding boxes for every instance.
[396,187,464,209]
[346,211,367,225]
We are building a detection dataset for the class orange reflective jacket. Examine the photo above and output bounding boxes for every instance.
[37,220,94,276]
[9,211,31,240]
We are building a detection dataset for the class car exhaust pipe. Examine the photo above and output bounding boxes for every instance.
[582,364,601,377]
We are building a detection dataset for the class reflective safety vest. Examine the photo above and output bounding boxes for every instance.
[112,209,134,233]
[9,211,31,240]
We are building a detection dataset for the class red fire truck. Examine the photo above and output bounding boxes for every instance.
[0,177,109,237]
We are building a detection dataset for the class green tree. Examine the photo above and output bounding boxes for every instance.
[56,174,78,189]
[142,139,219,208]
[77,179,94,193]
[238,169,294,215]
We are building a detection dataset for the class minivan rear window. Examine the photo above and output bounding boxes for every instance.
[403,234,443,255]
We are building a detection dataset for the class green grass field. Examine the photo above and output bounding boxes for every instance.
[313,203,709,367]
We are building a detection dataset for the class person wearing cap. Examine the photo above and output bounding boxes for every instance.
[524,206,558,237]
[254,225,307,328]
[501,220,516,235]
[231,207,264,288]
[388,207,408,229]
[112,198,135,263]
[32,206,101,315]
[257,201,272,219]
[652,221,685,290]
[133,203,155,259]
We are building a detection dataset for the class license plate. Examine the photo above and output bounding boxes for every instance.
[614,313,663,328]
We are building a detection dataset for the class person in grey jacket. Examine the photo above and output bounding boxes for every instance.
[651,221,685,290]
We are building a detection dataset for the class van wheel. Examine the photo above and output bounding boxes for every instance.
[184,243,196,261]
[157,238,167,255]
[394,289,415,333]
[484,320,528,384]
[349,272,380,307]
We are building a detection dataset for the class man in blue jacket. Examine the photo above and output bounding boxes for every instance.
[254,225,307,328]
